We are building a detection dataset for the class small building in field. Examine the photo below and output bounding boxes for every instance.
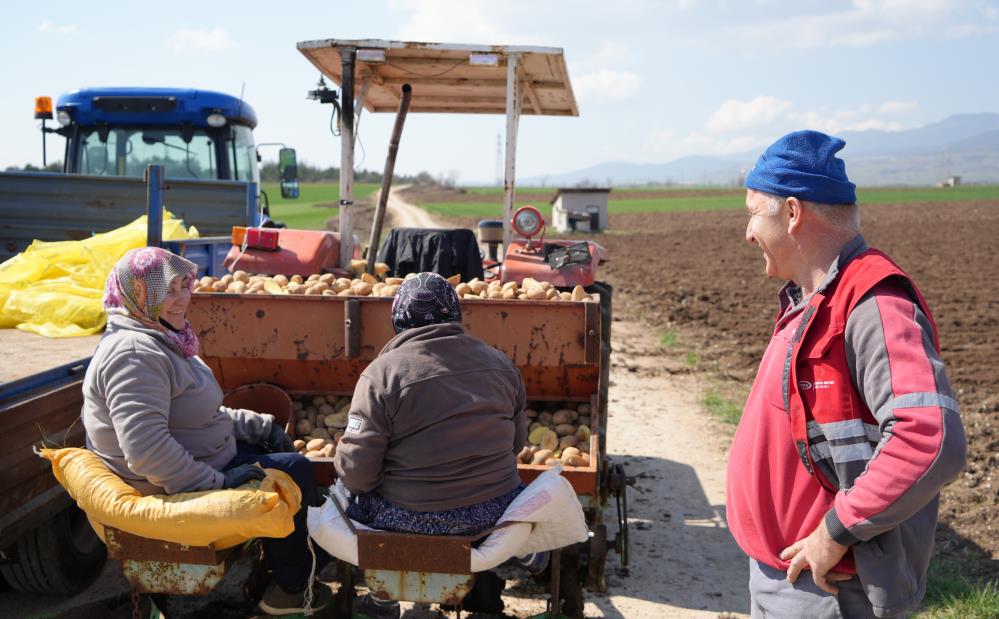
[551,187,611,232]
[937,175,962,188]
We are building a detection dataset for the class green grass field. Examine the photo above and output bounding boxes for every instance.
[417,184,999,218]
[262,183,379,230]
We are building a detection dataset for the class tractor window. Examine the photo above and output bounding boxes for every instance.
[75,127,218,179]
[229,124,258,185]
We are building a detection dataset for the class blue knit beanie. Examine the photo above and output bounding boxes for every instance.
[745,130,857,205]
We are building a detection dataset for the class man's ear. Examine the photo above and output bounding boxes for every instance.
[785,197,804,234]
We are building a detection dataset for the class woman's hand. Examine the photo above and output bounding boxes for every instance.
[222,464,267,488]
[265,424,296,453]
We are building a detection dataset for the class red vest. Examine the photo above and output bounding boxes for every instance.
[784,249,939,491]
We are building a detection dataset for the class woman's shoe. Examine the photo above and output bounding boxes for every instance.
[257,580,332,616]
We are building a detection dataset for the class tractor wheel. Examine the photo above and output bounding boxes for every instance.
[0,506,106,595]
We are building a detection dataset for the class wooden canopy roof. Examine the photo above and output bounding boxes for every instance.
[296,39,579,116]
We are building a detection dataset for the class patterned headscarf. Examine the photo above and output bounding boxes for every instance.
[103,247,200,358]
[390,272,462,334]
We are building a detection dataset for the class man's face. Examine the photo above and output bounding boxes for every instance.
[745,189,792,280]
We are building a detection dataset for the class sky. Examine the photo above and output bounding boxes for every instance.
[3,0,999,184]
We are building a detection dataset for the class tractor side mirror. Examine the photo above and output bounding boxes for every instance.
[278,148,299,199]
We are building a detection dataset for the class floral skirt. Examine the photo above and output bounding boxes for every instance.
[345,485,524,537]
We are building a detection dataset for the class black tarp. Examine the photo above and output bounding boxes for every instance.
[376,228,484,281]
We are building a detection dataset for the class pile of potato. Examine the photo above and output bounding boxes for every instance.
[518,402,594,469]
[289,394,351,459]
[456,277,592,303]
[192,265,598,302]
[192,270,402,298]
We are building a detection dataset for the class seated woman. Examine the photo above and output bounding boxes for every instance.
[81,247,328,617]
[335,272,528,618]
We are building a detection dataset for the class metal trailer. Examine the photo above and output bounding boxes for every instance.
[185,282,621,617]
[171,42,628,614]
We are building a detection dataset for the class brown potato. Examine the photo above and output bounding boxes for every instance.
[538,412,554,425]
[232,270,249,283]
[571,285,587,301]
[530,449,554,465]
[295,419,313,436]
[360,272,377,285]
[306,438,326,452]
[539,429,559,451]
[502,288,517,300]
[219,274,234,286]
[524,408,538,419]
[290,275,304,284]
[292,439,306,451]
[212,281,228,292]
[455,283,472,297]
[319,443,335,458]
[199,276,216,288]
[517,446,533,464]
[558,435,578,450]
[287,283,305,295]
[319,273,336,284]
[554,423,576,437]
[352,282,373,296]
[304,450,322,458]
[552,410,574,425]
[228,281,248,294]
[307,274,321,283]
[447,273,461,286]
[273,274,289,286]
[312,395,328,407]
[385,277,404,285]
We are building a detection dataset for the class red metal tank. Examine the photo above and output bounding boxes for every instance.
[500,239,606,287]
[222,229,361,275]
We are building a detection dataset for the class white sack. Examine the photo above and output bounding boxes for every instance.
[307,465,589,572]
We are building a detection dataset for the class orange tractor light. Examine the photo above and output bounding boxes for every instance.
[34,96,53,120]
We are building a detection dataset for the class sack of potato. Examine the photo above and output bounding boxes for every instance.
[193,268,598,303]
[289,394,351,459]
[518,402,593,468]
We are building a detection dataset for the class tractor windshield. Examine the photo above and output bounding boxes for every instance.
[74,126,218,179]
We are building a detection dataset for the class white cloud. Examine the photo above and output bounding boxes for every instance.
[878,100,919,114]
[164,28,237,53]
[390,0,527,44]
[37,21,77,35]
[707,96,793,133]
[645,96,919,159]
[708,0,994,52]
[573,70,641,104]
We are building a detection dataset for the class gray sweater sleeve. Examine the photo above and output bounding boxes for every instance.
[334,375,392,494]
[102,349,225,494]
[824,281,966,545]
[222,407,274,444]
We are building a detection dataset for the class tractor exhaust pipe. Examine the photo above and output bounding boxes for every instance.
[367,83,412,275]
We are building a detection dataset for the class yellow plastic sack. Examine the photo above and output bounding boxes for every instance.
[0,211,197,336]
[41,448,300,550]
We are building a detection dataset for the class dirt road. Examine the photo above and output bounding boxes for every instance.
[381,184,443,229]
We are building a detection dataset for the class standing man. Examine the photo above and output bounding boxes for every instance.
[726,130,967,618]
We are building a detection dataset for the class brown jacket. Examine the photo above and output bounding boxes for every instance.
[335,322,526,511]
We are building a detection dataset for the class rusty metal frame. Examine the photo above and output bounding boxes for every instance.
[104,527,233,595]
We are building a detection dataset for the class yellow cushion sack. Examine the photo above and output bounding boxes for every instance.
[40,448,300,549]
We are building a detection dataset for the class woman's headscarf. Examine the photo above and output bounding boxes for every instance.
[103,247,201,357]
[390,272,462,334]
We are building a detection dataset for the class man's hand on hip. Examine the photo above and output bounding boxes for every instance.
[780,517,852,595]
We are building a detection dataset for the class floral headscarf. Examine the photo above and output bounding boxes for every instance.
[103,247,200,357]
[390,272,462,335]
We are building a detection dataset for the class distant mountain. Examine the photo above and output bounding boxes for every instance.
[523,113,999,187]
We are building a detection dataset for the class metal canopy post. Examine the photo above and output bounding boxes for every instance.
[339,47,357,267]
[502,54,522,252]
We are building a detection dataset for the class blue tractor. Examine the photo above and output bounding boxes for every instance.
[35,87,299,224]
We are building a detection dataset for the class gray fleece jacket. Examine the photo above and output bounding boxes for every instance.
[82,314,273,495]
